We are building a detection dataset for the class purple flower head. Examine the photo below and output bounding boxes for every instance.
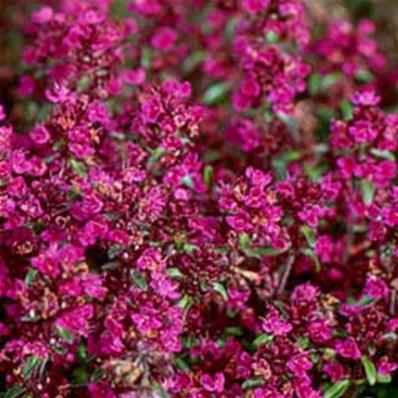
[308,319,332,344]
[136,248,165,272]
[323,361,346,382]
[315,235,334,263]
[45,82,75,104]
[200,372,225,393]
[363,275,388,300]
[30,125,51,145]
[150,275,180,299]
[377,358,398,377]
[0,104,5,121]
[335,337,361,360]
[151,27,178,51]
[81,274,107,299]
[242,0,270,14]
[131,306,162,334]
[351,90,381,106]
[262,306,292,336]
[31,6,54,24]
[291,283,319,304]
[56,304,94,336]
[287,353,314,377]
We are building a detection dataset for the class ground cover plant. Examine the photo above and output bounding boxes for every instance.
[1,0,398,397]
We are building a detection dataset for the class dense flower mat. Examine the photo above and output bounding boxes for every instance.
[1,0,398,397]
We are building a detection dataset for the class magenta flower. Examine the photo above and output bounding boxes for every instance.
[262,307,293,336]
[30,125,51,145]
[151,27,178,51]
[308,319,332,344]
[56,304,94,336]
[200,372,225,393]
[242,0,270,14]
[1,0,398,396]
[335,337,361,360]
[131,306,162,334]
[323,361,346,382]
[287,353,314,377]
[0,104,5,121]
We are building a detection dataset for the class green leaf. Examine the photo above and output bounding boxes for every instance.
[239,233,269,259]
[108,244,124,260]
[70,158,87,177]
[131,270,148,290]
[175,356,190,371]
[71,366,88,386]
[203,82,228,106]
[182,51,205,74]
[320,73,341,91]
[253,333,273,348]
[203,165,214,190]
[155,384,169,398]
[225,326,243,336]
[257,246,288,257]
[370,148,395,161]
[174,239,198,254]
[266,31,279,43]
[282,150,301,162]
[239,233,255,257]
[22,356,42,379]
[147,147,166,165]
[360,179,375,206]
[3,384,27,398]
[76,342,88,363]
[310,73,341,95]
[382,332,398,341]
[91,367,105,382]
[111,0,128,19]
[304,163,328,182]
[301,226,316,248]
[242,378,265,390]
[24,268,38,286]
[141,47,152,69]
[377,373,392,384]
[358,294,374,306]
[225,17,238,41]
[323,379,351,398]
[55,326,73,343]
[239,233,250,248]
[272,150,301,179]
[361,355,377,386]
[77,76,90,92]
[167,267,185,279]
[355,69,374,84]
[298,336,310,349]
[309,73,321,95]
[178,294,193,311]
[263,110,273,123]
[182,243,197,253]
[213,282,228,301]
[276,113,299,133]
[301,248,321,272]
[317,106,335,125]
[183,336,197,349]
[311,353,319,364]
[182,175,194,188]
[26,102,38,121]
[340,101,353,120]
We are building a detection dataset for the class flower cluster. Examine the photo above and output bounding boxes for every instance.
[1,0,398,397]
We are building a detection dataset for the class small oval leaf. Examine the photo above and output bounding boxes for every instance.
[361,355,377,386]
[323,379,351,398]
